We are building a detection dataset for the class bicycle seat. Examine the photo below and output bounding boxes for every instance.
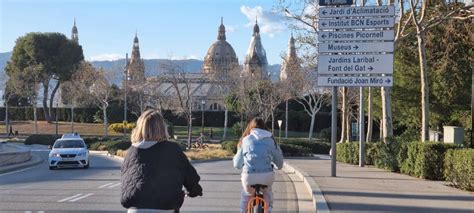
[250,184,267,191]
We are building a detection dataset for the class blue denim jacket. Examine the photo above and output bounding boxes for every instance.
[233,128,284,174]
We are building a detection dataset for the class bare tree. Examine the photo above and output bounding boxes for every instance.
[295,68,329,140]
[90,68,114,137]
[61,62,97,133]
[8,65,43,134]
[159,60,194,147]
[207,65,240,140]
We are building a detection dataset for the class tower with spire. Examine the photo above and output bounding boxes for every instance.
[243,18,269,80]
[71,18,79,43]
[127,32,145,83]
[280,34,300,82]
[203,17,239,79]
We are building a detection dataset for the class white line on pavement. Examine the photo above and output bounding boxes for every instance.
[24,211,32,213]
[38,211,45,213]
[98,182,114,188]
[108,183,121,188]
[57,193,83,202]
[68,193,94,202]
[0,167,35,177]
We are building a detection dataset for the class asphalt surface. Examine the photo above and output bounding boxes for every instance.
[0,147,299,213]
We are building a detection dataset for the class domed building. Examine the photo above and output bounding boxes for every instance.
[203,18,239,79]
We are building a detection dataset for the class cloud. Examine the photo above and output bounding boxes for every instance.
[143,53,161,59]
[226,25,237,33]
[171,54,199,60]
[240,5,286,37]
[89,54,123,61]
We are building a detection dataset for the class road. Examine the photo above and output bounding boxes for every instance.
[0,147,299,213]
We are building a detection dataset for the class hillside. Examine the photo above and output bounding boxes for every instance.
[0,52,281,84]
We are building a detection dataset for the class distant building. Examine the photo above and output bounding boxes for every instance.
[280,35,300,82]
[127,32,145,84]
[243,19,269,80]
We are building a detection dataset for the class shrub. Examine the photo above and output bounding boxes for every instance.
[280,138,330,154]
[109,122,136,134]
[221,140,238,154]
[444,149,474,191]
[89,140,132,155]
[400,142,457,180]
[280,144,311,156]
[232,122,243,136]
[336,142,359,165]
[24,134,61,145]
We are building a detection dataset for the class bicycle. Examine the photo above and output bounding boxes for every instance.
[247,184,268,213]
[191,135,209,149]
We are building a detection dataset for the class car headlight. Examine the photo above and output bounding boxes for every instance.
[77,152,87,156]
[50,153,61,157]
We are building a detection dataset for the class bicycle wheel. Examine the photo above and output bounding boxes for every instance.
[252,204,264,213]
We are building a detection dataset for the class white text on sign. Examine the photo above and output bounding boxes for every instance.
[318,30,394,41]
[317,76,393,87]
[319,17,395,29]
[318,42,394,53]
[318,54,393,74]
[319,5,395,18]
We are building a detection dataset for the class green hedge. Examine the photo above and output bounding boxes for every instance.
[24,134,61,145]
[336,142,360,165]
[337,141,459,180]
[24,134,56,145]
[89,140,132,154]
[279,144,311,156]
[444,149,474,191]
[221,140,239,154]
[399,142,457,180]
[280,138,330,154]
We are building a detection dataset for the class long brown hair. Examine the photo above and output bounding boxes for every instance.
[238,117,268,148]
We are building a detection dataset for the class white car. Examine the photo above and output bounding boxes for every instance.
[48,134,89,170]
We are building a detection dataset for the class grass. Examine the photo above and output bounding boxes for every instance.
[0,121,122,136]
[0,121,317,140]
[184,144,233,160]
[112,144,233,161]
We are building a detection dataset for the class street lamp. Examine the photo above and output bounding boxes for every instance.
[201,100,206,133]
[277,120,283,143]
[124,53,129,126]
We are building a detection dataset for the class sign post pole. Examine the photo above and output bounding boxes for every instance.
[331,86,338,177]
[359,86,365,167]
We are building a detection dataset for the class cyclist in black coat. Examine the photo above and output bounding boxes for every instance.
[121,110,202,213]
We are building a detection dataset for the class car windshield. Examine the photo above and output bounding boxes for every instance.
[53,140,85,148]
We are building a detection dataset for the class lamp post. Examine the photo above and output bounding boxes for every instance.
[201,100,205,133]
[277,120,283,143]
[124,53,129,125]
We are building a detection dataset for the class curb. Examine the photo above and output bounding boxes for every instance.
[0,153,43,174]
[284,162,330,213]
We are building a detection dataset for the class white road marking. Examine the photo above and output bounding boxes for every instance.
[57,193,83,202]
[38,211,45,213]
[98,182,114,188]
[108,183,121,188]
[0,167,35,177]
[68,193,94,202]
[24,211,32,213]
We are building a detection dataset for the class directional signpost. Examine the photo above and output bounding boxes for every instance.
[317,4,396,177]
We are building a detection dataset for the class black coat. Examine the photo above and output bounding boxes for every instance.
[121,141,202,210]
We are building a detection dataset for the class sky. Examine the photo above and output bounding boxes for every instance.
[0,0,293,64]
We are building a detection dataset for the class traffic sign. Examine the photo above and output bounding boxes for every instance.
[319,0,353,6]
[319,5,395,18]
[318,30,394,41]
[319,17,395,30]
[318,42,394,53]
[318,54,393,74]
[317,76,393,87]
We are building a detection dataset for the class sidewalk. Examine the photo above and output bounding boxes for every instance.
[286,156,474,213]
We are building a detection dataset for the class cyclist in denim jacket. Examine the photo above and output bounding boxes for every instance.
[233,117,284,213]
